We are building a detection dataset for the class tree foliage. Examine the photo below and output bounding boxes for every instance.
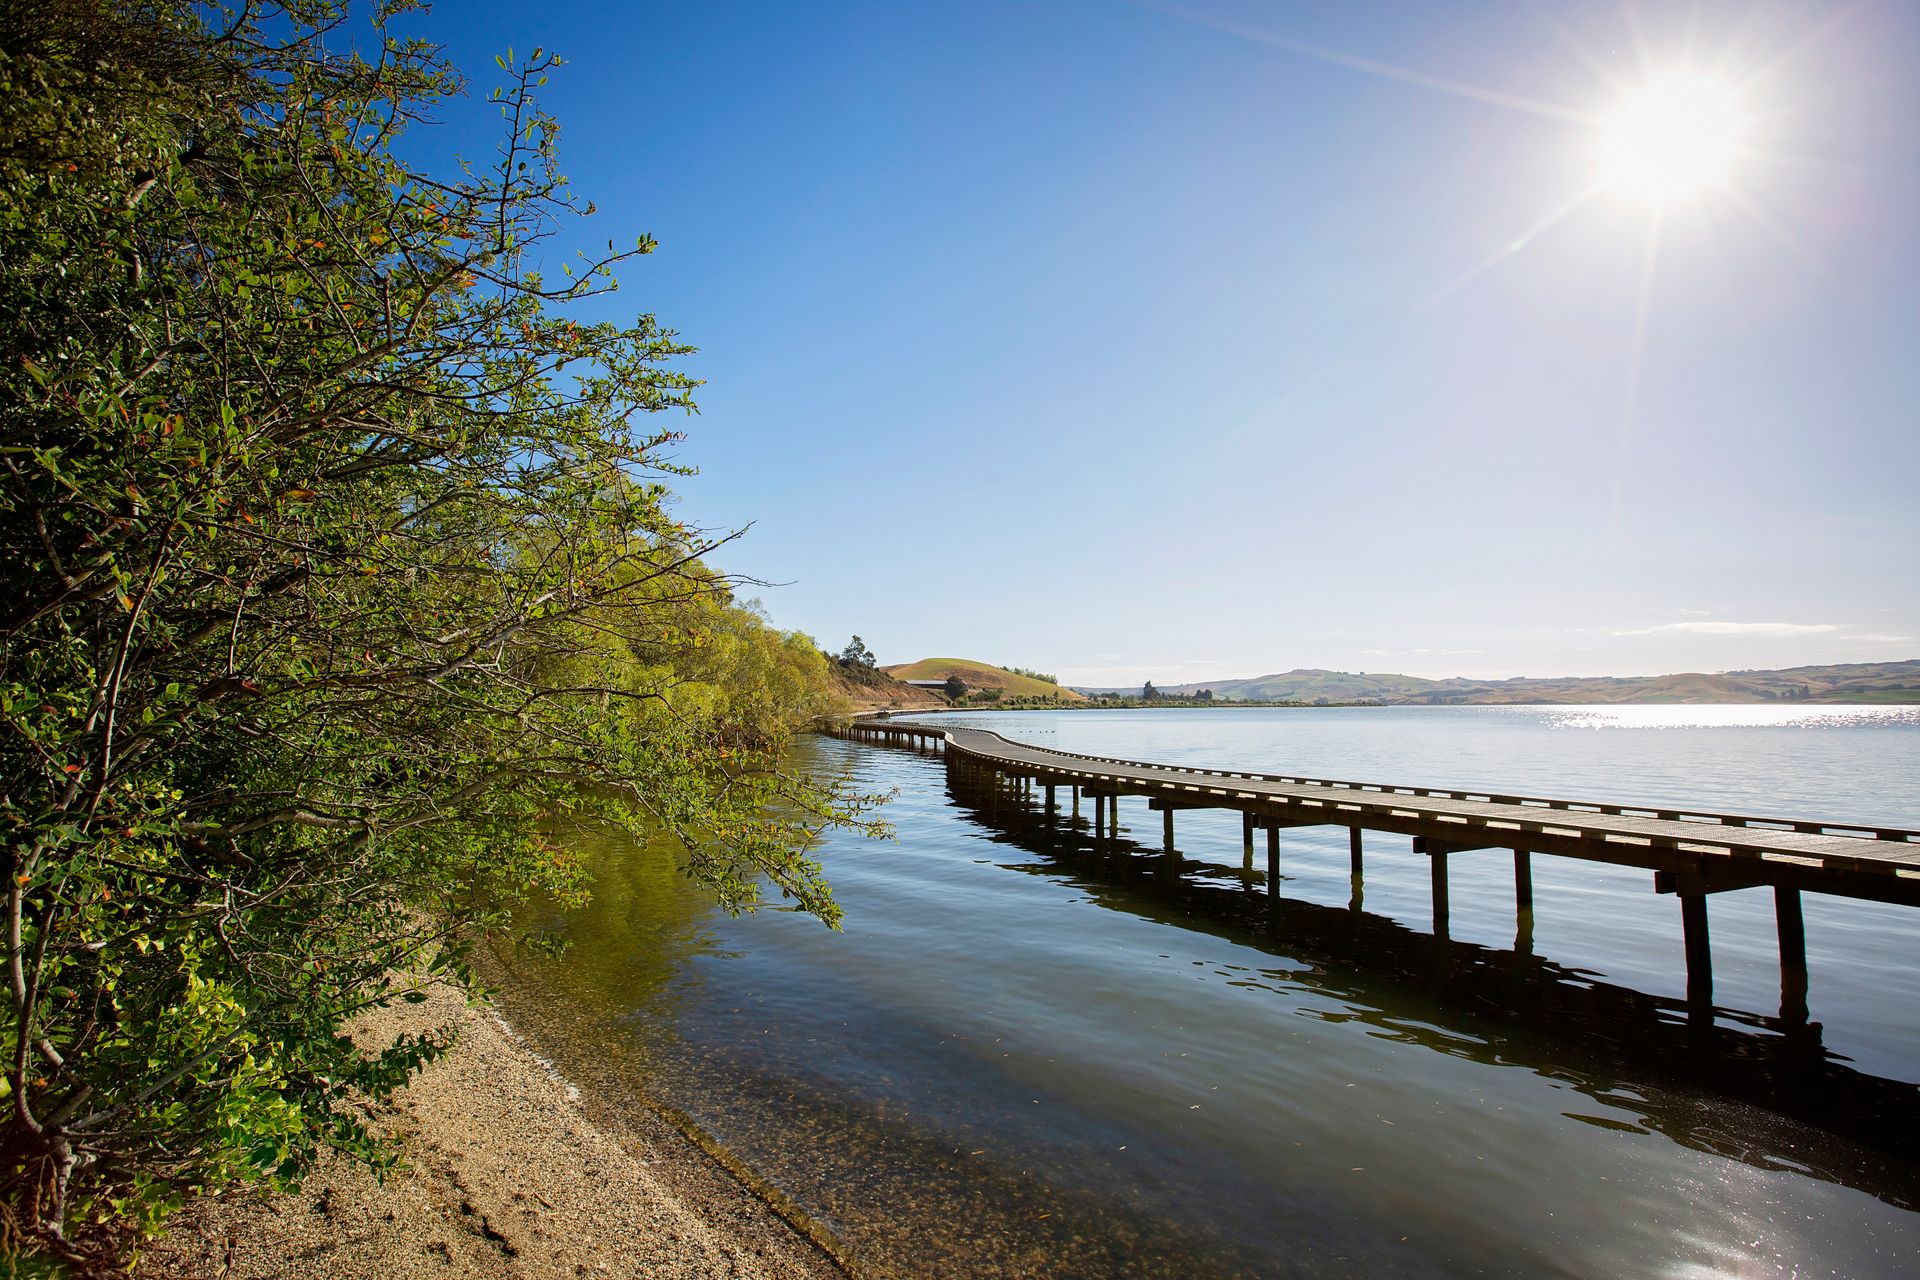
[838,636,877,670]
[0,1,878,1264]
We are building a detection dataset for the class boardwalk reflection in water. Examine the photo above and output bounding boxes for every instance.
[944,753,1920,1214]
[500,723,1920,1279]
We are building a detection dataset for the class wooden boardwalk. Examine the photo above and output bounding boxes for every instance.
[828,716,1920,1024]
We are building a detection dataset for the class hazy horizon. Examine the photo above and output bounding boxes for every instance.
[1041,649,1920,688]
[412,2,1918,687]
[909,653,1920,689]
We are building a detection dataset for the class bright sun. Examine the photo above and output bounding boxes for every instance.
[1599,75,1748,206]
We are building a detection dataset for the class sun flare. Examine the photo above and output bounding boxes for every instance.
[1599,75,1748,206]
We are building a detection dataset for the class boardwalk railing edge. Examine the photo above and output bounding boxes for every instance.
[832,713,1920,846]
[821,709,1916,1032]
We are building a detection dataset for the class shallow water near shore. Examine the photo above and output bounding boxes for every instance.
[494,705,1920,1278]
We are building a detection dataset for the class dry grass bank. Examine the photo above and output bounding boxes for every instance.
[828,665,947,712]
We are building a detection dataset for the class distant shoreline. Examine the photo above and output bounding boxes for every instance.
[877,695,1917,714]
[871,657,1920,711]
[1063,657,1920,706]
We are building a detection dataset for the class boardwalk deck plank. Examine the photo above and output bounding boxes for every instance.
[842,720,1920,901]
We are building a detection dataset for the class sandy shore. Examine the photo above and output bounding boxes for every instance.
[137,981,848,1280]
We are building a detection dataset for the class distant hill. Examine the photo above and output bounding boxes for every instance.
[1073,659,1920,705]
[884,658,1087,702]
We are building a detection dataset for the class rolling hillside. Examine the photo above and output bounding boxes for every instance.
[1076,659,1920,705]
[883,658,1087,701]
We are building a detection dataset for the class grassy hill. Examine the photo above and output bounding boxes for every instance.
[884,658,1087,702]
[1194,669,1448,702]
[1079,659,1920,705]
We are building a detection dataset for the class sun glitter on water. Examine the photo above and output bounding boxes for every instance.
[1599,74,1748,206]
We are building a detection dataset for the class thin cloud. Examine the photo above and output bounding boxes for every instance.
[1613,621,1841,637]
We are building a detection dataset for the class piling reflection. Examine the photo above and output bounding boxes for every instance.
[944,758,1920,1212]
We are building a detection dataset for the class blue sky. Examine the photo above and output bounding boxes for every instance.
[408,1,1918,684]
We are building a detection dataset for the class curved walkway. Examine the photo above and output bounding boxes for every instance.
[835,717,1920,905]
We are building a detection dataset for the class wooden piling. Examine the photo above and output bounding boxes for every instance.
[1777,886,1808,1025]
[841,717,1920,1020]
[1682,893,1713,1021]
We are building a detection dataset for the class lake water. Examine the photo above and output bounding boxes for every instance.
[493,705,1920,1278]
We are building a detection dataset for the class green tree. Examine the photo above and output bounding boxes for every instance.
[0,1,881,1262]
[629,588,843,750]
[943,675,966,700]
[839,635,877,669]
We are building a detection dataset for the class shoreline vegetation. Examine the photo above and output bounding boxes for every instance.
[135,979,849,1280]
[3,4,889,1271]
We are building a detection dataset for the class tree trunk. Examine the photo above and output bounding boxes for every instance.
[0,1116,81,1262]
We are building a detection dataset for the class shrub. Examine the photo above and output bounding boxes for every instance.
[0,2,882,1263]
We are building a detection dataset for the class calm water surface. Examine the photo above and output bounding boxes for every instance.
[495,705,1920,1278]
